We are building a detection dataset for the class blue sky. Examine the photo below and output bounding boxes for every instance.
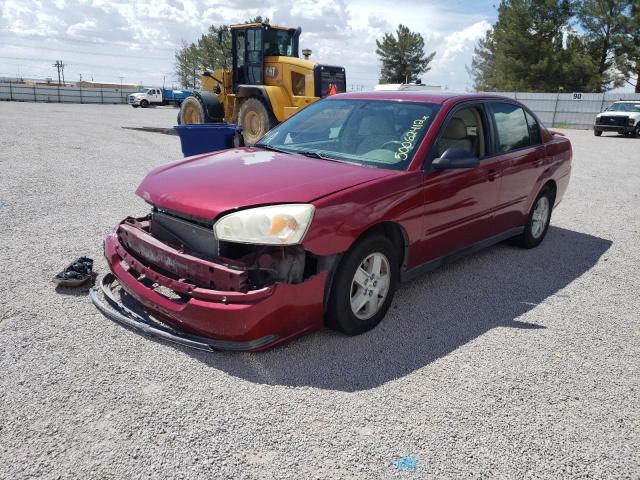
[0,0,499,90]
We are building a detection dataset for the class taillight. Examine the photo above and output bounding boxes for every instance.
[327,83,337,96]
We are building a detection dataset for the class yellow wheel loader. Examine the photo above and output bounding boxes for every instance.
[178,23,347,145]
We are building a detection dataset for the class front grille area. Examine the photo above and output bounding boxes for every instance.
[150,211,219,259]
[597,115,628,126]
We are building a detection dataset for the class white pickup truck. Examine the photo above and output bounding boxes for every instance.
[128,88,191,108]
[594,101,640,137]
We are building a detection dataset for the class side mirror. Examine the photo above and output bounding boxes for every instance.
[432,148,480,170]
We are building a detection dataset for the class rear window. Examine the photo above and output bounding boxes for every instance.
[524,110,541,145]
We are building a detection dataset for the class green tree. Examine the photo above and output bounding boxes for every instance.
[174,41,201,89]
[174,17,269,88]
[616,2,640,92]
[376,24,436,84]
[471,0,602,92]
[577,0,631,91]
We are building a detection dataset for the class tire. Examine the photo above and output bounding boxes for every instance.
[631,124,640,138]
[512,186,554,249]
[179,96,205,124]
[140,99,149,108]
[326,234,399,335]
[594,129,602,136]
[238,97,276,146]
[131,105,139,109]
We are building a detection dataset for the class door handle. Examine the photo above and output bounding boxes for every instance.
[487,169,499,181]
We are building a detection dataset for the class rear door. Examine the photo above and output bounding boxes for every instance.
[414,102,503,265]
[487,102,547,232]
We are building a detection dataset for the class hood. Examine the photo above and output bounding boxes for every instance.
[136,147,397,220]
[130,92,144,97]
[597,111,638,117]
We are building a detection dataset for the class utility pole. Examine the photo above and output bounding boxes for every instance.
[52,60,65,86]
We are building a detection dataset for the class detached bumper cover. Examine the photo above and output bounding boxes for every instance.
[96,230,327,351]
[90,274,278,351]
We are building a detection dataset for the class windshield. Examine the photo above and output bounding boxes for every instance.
[256,99,439,170]
[607,102,640,113]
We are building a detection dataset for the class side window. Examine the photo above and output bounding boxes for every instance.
[491,102,530,153]
[435,106,487,158]
[524,110,541,145]
[291,72,305,96]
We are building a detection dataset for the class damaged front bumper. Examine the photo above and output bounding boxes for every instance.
[90,273,279,351]
[92,217,328,351]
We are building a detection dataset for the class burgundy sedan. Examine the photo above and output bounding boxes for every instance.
[92,92,572,351]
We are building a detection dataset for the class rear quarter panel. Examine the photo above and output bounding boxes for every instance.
[541,131,572,209]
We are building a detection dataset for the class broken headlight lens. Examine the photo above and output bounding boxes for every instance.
[214,204,315,245]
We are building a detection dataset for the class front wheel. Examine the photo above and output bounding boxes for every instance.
[238,98,275,146]
[326,235,398,335]
[140,99,149,108]
[631,125,640,138]
[594,129,602,136]
[512,187,553,249]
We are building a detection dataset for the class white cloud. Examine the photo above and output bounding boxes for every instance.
[0,0,495,89]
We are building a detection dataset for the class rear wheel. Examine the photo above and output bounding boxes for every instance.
[179,96,205,124]
[326,235,399,335]
[238,98,275,146]
[140,99,149,108]
[513,186,553,249]
[594,129,602,136]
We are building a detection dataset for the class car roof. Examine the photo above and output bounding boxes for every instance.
[331,90,515,104]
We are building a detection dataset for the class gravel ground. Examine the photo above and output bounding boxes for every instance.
[1,102,639,479]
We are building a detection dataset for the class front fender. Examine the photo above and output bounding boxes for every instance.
[304,172,423,262]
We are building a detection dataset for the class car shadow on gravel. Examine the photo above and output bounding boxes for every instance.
[179,226,612,392]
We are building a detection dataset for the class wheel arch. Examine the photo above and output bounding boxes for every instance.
[320,221,409,313]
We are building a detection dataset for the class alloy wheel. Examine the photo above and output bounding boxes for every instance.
[350,252,391,320]
[531,196,550,239]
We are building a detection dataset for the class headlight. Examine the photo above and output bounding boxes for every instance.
[214,204,315,245]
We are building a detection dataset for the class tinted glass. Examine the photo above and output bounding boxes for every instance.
[524,110,541,145]
[491,103,530,153]
[257,99,439,170]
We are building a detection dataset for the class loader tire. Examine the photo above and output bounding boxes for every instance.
[238,98,275,146]
[179,96,206,124]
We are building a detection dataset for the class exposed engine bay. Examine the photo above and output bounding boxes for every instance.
[117,208,322,293]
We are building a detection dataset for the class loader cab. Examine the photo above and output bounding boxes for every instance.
[230,23,301,92]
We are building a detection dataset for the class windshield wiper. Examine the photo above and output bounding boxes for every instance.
[254,143,292,154]
[293,150,337,160]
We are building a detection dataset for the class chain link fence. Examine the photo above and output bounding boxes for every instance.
[0,82,140,104]
[483,91,640,129]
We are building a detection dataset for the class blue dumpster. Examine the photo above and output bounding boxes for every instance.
[174,124,241,157]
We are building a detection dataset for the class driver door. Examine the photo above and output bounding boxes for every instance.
[414,102,503,265]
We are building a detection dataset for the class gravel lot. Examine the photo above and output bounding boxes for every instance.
[1,102,639,479]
